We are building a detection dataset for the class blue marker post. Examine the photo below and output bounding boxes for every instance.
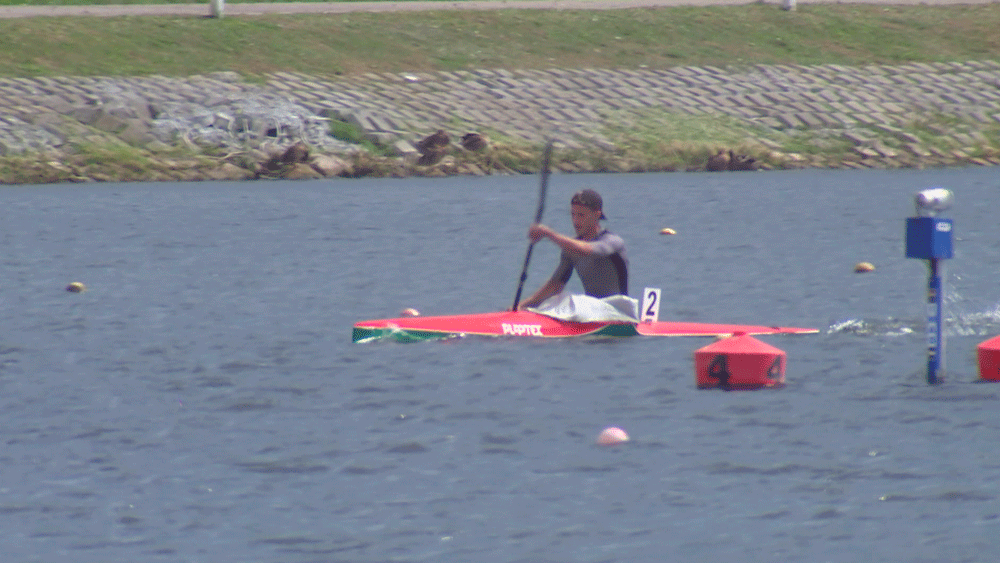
[905,188,954,385]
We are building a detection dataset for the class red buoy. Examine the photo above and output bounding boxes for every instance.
[694,332,787,390]
[977,335,1000,381]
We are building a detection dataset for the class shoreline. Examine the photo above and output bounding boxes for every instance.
[3,59,1000,184]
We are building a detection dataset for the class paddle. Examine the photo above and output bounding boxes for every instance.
[512,139,554,311]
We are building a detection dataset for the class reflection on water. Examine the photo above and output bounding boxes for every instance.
[1,167,999,562]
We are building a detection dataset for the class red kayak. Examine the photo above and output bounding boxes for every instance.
[352,310,818,343]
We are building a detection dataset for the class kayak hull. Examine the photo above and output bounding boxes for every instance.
[352,311,818,343]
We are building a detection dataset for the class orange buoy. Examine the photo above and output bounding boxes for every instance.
[854,261,876,273]
[659,228,677,236]
[977,335,1000,381]
[694,332,786,390]
[596,426,630,446]
[400,308,420,317]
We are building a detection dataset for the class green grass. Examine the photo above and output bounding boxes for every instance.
[0,5,998,78]
[328,120,395,155]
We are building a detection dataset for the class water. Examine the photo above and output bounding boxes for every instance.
[1,167,999,562]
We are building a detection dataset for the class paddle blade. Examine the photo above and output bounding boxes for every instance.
[535,139,554,224]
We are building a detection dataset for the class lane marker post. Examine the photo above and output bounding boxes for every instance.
[905,188,954,385]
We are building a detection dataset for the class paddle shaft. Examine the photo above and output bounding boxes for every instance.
[512,140,554,310]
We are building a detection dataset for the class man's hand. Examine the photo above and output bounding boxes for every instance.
[528,223,554,243]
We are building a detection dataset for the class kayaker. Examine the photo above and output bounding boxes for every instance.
[516,188,629,310]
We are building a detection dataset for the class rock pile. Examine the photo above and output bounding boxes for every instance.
[148,92,342,151]
[0,72,357,157]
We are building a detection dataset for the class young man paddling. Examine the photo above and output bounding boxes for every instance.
[516,189,629,310]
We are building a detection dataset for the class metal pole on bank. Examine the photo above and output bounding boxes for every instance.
[905,188,954,385]
[210,0,225,18]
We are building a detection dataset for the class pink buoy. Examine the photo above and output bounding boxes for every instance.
[694,332,786,390]
[596,427,629,446]
[977,335,1000,381]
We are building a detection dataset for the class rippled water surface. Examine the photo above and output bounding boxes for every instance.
[2,167,999,562]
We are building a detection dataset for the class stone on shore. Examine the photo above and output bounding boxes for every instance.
[206,162,255,181]
[280,142,310,165]
[282,163,323,180]
[310,155,350,177]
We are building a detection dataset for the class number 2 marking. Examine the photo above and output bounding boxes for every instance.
[641,287,661,323]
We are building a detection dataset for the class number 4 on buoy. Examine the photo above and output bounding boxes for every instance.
[641,287,661,323]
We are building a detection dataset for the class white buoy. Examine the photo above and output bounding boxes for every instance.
[596,427,630,446]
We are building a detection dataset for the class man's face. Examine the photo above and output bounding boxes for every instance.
[571,204,602,238]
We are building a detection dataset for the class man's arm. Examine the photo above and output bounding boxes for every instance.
[529,224,596,256]
[516,278,566,310]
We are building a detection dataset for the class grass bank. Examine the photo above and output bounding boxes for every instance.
[2,4,999,77]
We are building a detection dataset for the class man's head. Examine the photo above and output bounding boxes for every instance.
[570,189,605,239]
[571,189,606,219]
